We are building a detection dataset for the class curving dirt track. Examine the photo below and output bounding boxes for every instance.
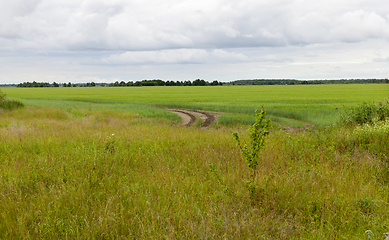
[167,108,315,131]
[167,108,217,127]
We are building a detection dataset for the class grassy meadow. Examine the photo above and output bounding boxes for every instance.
[3,84,388,126]
[0,84,388,239]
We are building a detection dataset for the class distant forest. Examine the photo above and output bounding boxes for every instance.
[229,78,389,85]
[9,78,389,88]
[15,79,222,87]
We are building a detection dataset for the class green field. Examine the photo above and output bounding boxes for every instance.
[0,85,388,239]
[3,84,388,126]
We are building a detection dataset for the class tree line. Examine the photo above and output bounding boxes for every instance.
[15,78,389,88]
[16,81,98,88]
[16,79,223,87]
[106,79,222,87]
[228,78,389,85]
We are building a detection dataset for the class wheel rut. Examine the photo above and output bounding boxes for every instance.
[167,108,217,127]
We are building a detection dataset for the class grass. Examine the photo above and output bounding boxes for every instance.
[0,85,388,238]
[218,114,310,128]
[2,84,388,126]
[19,98,180,124]
[0,104,388,238]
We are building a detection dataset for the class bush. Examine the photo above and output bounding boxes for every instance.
[0,90,5,101]
[0,90,24,110]
[336,101,389,161]
[340,100,389,126]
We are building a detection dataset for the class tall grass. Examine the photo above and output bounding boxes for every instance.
[20,98,180,123]
[337,100,389,161]
[218,113,309,128]
[0,106,388,238]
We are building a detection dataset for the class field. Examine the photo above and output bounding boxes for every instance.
[3,84,387,126]
[0,84,388,239]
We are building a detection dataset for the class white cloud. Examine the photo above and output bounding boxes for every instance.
[102,49,208,64]
[102,48,248,65]
[210,49,248,62]
[333,11,389,42]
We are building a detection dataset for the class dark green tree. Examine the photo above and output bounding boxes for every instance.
[193,79,207,86]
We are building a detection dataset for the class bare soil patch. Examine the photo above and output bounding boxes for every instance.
[167,108,218,127]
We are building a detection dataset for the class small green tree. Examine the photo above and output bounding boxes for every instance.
[0,90,5,101]
[232,108,270,204]
[0,90,24,110]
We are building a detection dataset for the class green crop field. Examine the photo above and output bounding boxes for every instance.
[2,84,388,126]
[0,84,388,239]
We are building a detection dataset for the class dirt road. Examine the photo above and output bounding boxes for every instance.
[167,108,217,127]
[168,108,315,131]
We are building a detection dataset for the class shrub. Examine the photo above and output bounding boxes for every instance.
[0,90,24,110]
[0,90,5,101]
[340,100,389,126]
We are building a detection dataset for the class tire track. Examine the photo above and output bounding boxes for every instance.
[167,108,216,127]
[167,109,196,126]
[191,110,215,127]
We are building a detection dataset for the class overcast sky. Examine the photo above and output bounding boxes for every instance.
[1,0,389,83]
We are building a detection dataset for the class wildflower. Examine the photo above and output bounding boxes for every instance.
[365,230,373,239]
[385,232,389,240]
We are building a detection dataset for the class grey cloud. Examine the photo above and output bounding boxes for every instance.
[0,0,41,38]
[3,0,389,52]
[2,0,389,84]
[373,57,389,62]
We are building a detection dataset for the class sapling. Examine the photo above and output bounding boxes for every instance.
[232,108,270,204]
[0,90,5,101]
[209,109,270,203]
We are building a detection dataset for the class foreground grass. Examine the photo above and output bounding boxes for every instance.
[0,107,388,239]
[2,84,388,126]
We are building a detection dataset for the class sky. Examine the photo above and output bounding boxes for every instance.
[1,0,389,84]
